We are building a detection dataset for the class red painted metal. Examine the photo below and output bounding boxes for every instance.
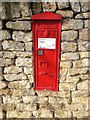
[32,12,62,91]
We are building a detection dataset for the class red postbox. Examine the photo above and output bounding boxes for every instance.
[32,12,62,91]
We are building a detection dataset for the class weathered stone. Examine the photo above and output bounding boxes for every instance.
[85,42,90,51]
[66,76,79,83]
[8,80,31,89]
[0,30,11,41]
[0,2,6,19]
[61,42,77,52]
[28,75,34,83]
[56,10,73,18]
[6,21,31,30]
[59,82,76,91]
[25,42,32,51]
[78,40,88,51]
[57,1,69,9]
[61,52,79,61]
[24,67,33,75]
[73,110,87,118]
[80,1,90,12]
[79,52,89,58]
[0,111,3,119]
[3,96,20,104]
[0,52,3,58]
[0,81,7,89]
[0,89,9,96]
[55,110,71,118]
[16,58,32,67]
[0,67,2,74]
[72,90,88,97]
[68,67,88,75]
[0,21,2,29]
[23,96,37,103]
[75,12,90,19]
[77,80,88,90]
[3,51,15,58]
[16,103,36,111]
[0,75,3,81]
[73,59,88,68]
[62,19,83,30]
[79,29,89,40]
[20,2,32,17]
[4,73,27,81]
[84,20,89,28]
[60,61,72,69]
[43,3,56,12]
[6,111,18,118]
[70,0,80,12]
[33,2,42,14]
[61,30,78,41]
[40,109,53,118]
[4,66,22,74]
[72,97,88,104]
[1,103,15,111]
[60,68,68,82]
[0,58,14,67]
[12,31,32,42]
[2,40,25,51]
[16,52,32,58]
[79,74,89,80]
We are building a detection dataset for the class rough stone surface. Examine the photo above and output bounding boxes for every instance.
[56,10,73,18]
[6,21,31,30]
[57,1,69,9]
[0,30,11,41]
[25,42,32,51]
[43,3,56,12]
[62,19,83,30]
[0,111,3,119]
[84,20,89,28]
[79,29,89,40]
[61,42,77,52]
[77,80,88,90]
[12,31,32,42]
[70,0,80,12]
[2,40,25,51]
[3,51,15,58]
[33,2,42,14]
[60,61,72,69]
[0,81,7,89]
[78,40,88,51]
[61,52,79,61]
[75,12,90,19]
[80,1,90,12]
[0,21,2,29]
[40,109,53,118]
[55,110,71,118]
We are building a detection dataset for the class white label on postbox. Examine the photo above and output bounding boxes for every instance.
[38,38,56,49]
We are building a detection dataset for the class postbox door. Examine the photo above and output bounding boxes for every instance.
[35,29,59,91]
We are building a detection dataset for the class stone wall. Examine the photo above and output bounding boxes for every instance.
[0,1,90,119]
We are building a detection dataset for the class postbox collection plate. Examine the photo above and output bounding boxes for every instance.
[32,12,62,91]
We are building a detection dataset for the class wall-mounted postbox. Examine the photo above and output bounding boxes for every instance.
[32,12,62,91]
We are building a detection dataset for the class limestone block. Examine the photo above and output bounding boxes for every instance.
[61,52,79,61]
[0,75,3,81]
[16,58,32,67]
[73,110,87,118]
[8,80,31,89]
[59,82,76,91]
[1,103,15,111]
[72,97,88,104]
[3,96,20,104]
[78,40,89,51]
[0,81,7,89]
[2,40,24,51]
[0,58,13,67]
[70,0,80,12]
[60,61,72,69]
[33,2,42,14]
[75,12,90,19]
[37,97,48,104]
[80,1,90,12]
[6,21,31,30]
[12,31,32,42]
[73,59,88,68]
[72,90,88,97]
[16,103,37,111]
[61,42,77,52]
[79,29,89,40]
[25,42,32,51]
[57,1,69,9]
[77,80,88,90]
[28,75,34,83]
[4,66,22,74]
[16,52,32,58]
[0,30,11,41]
[62,19,83,30]
[61,30,78,41]
[55,110,71,118]
[24,67,33,75]
[0,21,2,29]
[40,109,53,118]
[68,67,88,75]
[56,10,73,18]
[4,73,27,81]
[66,76,79,83]
[43,3,56,12]
[79,74,89,80]
[84,20,89,28]
[3,51,15,58]
[6,111,18,118]
[0,3,6,19]
[23,96,37,103]
[0,89,9,96]
[20,2,32,17]
[79,52,89,58]
[0,111,3,119]
[85,42,90,51]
